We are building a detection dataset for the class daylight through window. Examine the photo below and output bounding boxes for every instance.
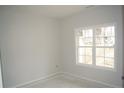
[76,24,115,69]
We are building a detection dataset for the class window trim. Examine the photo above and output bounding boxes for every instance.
[75,23,117,71]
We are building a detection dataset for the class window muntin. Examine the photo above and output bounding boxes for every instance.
[76,28,93,65]
[76,24,115,69]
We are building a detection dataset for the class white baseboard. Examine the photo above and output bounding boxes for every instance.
[11,71,122,88]
[60,72,122,88]
[13,72,61,88]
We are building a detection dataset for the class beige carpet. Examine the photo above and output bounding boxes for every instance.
[20,76,111,88]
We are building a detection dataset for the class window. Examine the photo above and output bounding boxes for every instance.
[75,24,115,69]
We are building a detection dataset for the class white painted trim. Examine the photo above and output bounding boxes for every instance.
[60,72,122,88]
[75,23,117,71]
[12,72,61,88]
[11,72,122,88]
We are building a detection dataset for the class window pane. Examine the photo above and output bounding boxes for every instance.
[78,37,93,46]
[85,29,93,37]
[86,48,92,56]
[78,48,85,56]
[105,48,114,58]
[78,37,84,46]
[78,56,85,63]
[96,48,104,57]
[111,26,115,36]
[96,37,104,46]
[84,38,93,46]
[95,28,104,37]
[104,58,114,68]
[96,57,104,66]
[104,37,115,46]
[104,26,115,36]
[77,29,93,46]
[85,56,92,64]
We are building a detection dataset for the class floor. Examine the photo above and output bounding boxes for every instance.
[21,75,111,88]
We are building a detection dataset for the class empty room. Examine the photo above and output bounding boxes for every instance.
[0,5,124,88]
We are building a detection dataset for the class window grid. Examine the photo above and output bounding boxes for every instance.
[76,24,115,69]
[95,26,114,68]
[76,28,93,65]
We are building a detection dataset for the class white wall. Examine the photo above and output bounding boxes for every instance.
[0,6,123,88]
[0,7,3,88]
[0,6,60,87]
[60,6,123,87]
[0,60,3,88]
[122,6,124,88]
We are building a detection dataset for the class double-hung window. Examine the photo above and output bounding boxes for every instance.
[75,24,115,69]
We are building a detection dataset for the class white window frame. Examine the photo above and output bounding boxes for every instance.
[75,23,117,71]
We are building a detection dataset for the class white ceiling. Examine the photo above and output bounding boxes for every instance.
[25,5,93,18]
